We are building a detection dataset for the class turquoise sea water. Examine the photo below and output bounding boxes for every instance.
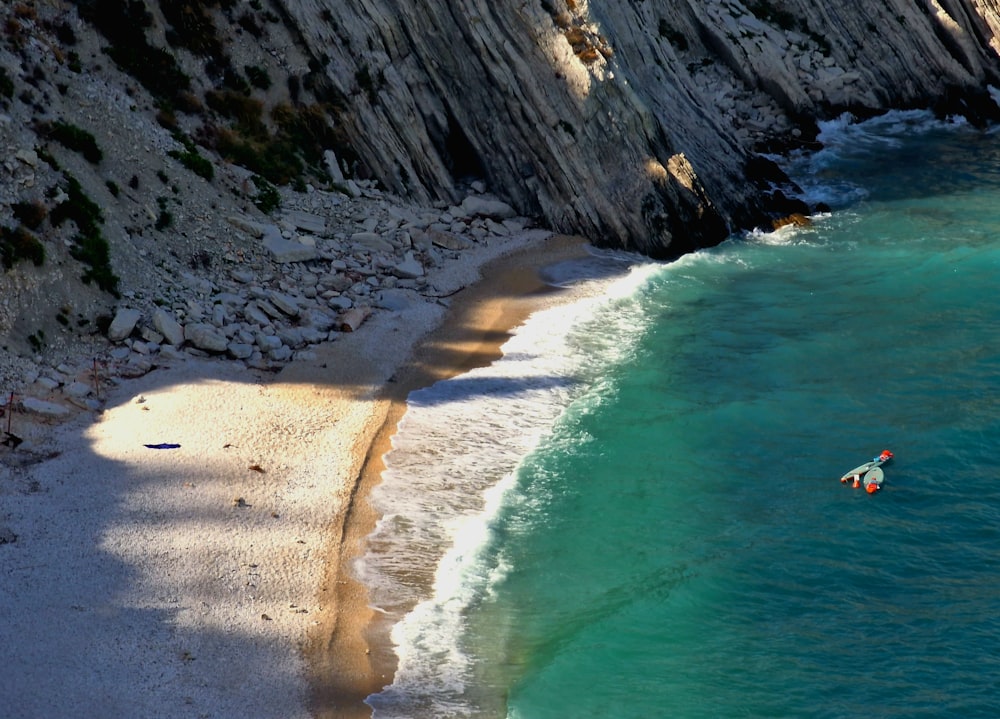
[361,112,1000,718]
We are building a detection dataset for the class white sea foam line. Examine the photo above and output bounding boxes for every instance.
[815,108,964,147]
[363,261,662,718]
[772,109,973,210]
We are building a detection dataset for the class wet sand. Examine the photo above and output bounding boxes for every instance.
[306,234,591,718]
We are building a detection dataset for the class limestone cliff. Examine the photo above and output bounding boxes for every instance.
[4,0,1000,370]
[283,0,1000,256]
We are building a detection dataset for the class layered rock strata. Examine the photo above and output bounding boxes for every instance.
[2,184,542,418]
[4,0,1000,382]
[285,0,1000,254]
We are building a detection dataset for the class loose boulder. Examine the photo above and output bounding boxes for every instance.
[460,196,517,220]
[152,309,185,346]
[392,252,424,279]
[337,307,372,332]
[185,323,229,353]
[107,308,142,342]
[22,397,70,417]
[262,227,319,263]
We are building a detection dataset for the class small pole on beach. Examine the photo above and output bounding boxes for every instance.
[92,358,100,399]
[3,391,21,449]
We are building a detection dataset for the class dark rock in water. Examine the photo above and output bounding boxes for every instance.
[773,214,812,230]
[0,526,18,545]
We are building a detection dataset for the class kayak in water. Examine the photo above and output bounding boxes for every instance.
[839,450,893,493]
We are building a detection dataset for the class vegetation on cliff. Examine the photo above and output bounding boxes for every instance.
[3,0,1000,360]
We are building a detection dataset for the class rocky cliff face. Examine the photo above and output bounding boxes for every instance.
[286,0,1000,256]
[3,0,1000,373]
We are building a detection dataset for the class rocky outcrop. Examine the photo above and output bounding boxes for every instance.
[1,181,546,418]
[4,0,1000,384]
[279,0,1000,255]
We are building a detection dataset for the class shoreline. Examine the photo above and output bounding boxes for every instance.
[306,233,592,718]
[0,230,590,719]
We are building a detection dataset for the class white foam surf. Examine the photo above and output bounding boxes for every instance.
[360,252,661,718]
[777,109,974,209]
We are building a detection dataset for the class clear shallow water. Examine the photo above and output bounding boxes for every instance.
[361,112,1000,718]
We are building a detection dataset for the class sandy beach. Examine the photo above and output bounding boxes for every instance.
[0,232,589,719]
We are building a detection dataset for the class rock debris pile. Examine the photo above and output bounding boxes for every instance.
[1,182,547,423]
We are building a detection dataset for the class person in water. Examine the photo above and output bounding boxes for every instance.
[841,450,893,487]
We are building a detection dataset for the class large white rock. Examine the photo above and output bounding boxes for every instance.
[184,323,228,353]
[256,333,283,351]
[351,231,394,253]
[152,309,185,346]
[283,209,327,234]
[276,327,305,348]
[324,149,346,184]
[262,226,319,263]
[254,299,285,320]
[375,289,416,311]
[107,308,142,342]
[227,216,268,238]
[267,291,300,317]
[227,342,254,359]
[244,303,272,326]
[391,252,424,279]
[63,381,93,399]
[426,228,473,250]
[22,397,70,417]
[460,196,517,220]
[301,308,337,331]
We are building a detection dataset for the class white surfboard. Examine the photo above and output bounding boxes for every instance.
[840,460,876,483]
[862,466,884,491]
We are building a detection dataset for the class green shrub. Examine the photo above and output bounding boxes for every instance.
[201,90,355,188]
[221,64,251,95]
[28,330,45,352]
[106,43,191,100]
[0,67,13,99]
[169,148,214,180]
[159,0,223,58]
[50,175,102,233]
[169,133,214,180]
[45,120,103,163]
[205,89,266,135]
[272,103,340,167]
[54,20,78,45]
[238,13,263,38]
[215,128,302,185]
[355,65,378,103]
[245,64,271,90]
[49,174,120,295]
[73,0,191,100]
[12,200,48,229]
[155,196,173,230]
[251,175,280,213]
[173,91,204,114]
[37,147,59,169]
[156,107,179,130]
[0,225,45,269]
